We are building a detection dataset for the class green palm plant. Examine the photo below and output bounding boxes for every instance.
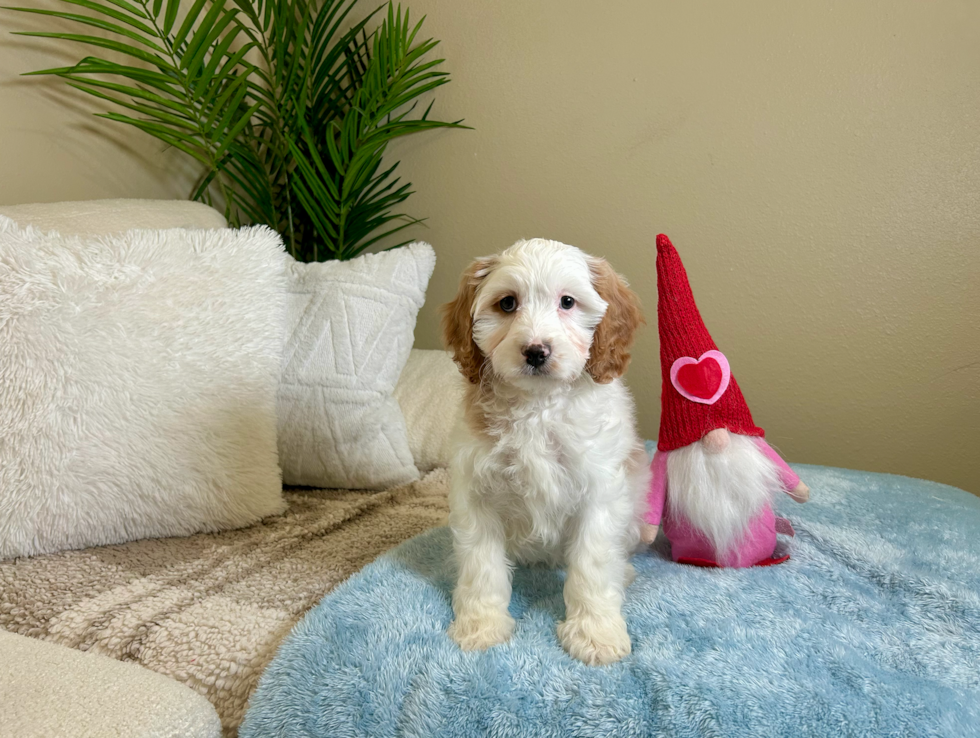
[7,0,465,260]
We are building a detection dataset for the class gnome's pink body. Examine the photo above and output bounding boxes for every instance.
[648,234,809,568]
[646,438,802,568]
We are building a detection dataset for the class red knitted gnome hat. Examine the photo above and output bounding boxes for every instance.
[657,234,764,451]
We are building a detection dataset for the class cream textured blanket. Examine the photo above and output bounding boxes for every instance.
[0,470,450,736]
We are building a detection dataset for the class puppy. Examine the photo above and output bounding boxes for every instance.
[441,238,649,666]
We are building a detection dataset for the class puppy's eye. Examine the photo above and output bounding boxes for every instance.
[560,296,576,310]
[499,296,518,313]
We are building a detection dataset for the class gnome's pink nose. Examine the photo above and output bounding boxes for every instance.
[702,428,730,453]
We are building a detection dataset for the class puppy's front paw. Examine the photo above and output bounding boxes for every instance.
[448,608,515,651]
[558,613,631,665]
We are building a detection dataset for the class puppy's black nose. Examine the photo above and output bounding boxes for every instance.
[523,343,551,368]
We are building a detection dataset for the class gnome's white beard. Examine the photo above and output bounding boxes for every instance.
[666,433,780,557]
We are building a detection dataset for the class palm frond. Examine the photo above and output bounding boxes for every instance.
[7,0,466,260]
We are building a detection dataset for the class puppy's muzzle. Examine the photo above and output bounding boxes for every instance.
[522,342,552,369]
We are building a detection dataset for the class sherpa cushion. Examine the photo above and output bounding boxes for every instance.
[393,349,465,472]
[0,198,227,235]
[0,217,286,559]
[277,244,435,489]
[0,629,221,738]
[241,462,980,738]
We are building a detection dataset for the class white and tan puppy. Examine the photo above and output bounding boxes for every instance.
[441,238,649,666]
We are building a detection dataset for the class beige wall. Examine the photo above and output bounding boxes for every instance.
[389,0,980,495]
[2,2,978,493]
[0,8,199,204]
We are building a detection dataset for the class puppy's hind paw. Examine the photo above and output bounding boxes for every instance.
[558,613,631,666]
[448,609,515,651]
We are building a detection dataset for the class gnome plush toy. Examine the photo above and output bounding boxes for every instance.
[642,234,809,568]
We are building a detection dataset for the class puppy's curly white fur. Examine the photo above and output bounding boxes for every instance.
[442,238,649,666]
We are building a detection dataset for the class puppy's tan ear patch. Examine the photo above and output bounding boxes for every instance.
[585,258,645,384]
[441,258,495,384]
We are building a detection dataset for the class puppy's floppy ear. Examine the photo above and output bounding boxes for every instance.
[585,258,645,384]
[441,257,496,384]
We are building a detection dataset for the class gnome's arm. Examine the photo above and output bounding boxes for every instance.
[642,450,669,544]
[753,438,809,502]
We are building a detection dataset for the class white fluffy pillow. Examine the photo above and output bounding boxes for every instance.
[277,244,435,489]
[0,217,287,559]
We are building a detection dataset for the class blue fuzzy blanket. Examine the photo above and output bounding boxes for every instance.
[241,464,980,738]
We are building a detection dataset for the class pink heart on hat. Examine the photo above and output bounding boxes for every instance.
[670,350,731,405]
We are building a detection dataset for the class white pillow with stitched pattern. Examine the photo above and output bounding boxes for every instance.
[277,244,435,489]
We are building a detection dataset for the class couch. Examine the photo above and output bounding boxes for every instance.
[0,199,461,737]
